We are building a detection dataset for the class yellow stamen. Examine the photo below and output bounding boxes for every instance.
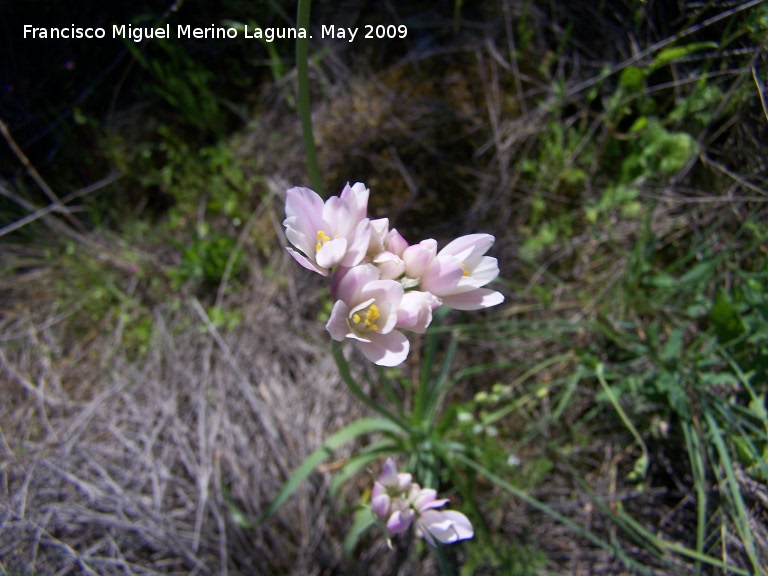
[316,230,331,252]
[461,263,470,276]
[351,303,380,332]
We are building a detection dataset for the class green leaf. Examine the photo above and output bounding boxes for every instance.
[343,506,378,558]
[710,289,746,344]
[329,440,400,496]
[259,417,403,523]
[657,131,697,176]
[680,261,715,286]
[436,404,460,435]
[619,66,646,92]
[645,273,678,289]
[748,394,767,422]
[628,115,648,134]
[660,328,684,362]
[650,42,718,71]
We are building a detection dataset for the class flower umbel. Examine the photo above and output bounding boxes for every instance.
[284,181,504,366]
[371,458,474,547]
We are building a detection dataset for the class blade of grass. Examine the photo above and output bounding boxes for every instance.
[566,466,666,563]
[375,366,407,423]
[711,401,768,482]
[568,461,753,574]
[596,363,649,480]
[552,366,585,421]
[259,416,403,522]
[611,501,752,575]
[682,420,707,576]
[453,453,655,574]
[704,410,760,573]
[479,353,576,427]
[329,439,401,496]
[413,321,441,425]
[343,506,378,558]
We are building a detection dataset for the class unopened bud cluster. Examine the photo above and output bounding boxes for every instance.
[371,458,473,546]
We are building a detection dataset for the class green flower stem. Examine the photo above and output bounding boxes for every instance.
[296,0,323,196]
[332,341,412,433]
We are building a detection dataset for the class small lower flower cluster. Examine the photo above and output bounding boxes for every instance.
[372,458,473,546]
[283,182,504,366]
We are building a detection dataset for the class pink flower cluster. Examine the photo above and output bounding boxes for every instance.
[371,458,473,546]
[284,183,504,366]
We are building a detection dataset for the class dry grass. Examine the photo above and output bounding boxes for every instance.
[0,242,366,574]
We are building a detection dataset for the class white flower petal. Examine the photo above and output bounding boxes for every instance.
[284,187,324,229]
[326,301,351,340]
[396,291,439,333]
[355,330,410,366]
[440,233,494,259]
[403,239,437,279]
[419,255,464,295]
[387,509,414,534]
[283,218,315,257]
[286,247,328,276]
[418,509,474,544]
[462,256,499,287]
[440,288,504,310]
[315,237,348,269]
[333,264,380,304]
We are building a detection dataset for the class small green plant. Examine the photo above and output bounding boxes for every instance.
[130,125,256,224]
[580,214,768,572]
[124,38,225,136]
[169,229,244,289]
[49,242,155,359]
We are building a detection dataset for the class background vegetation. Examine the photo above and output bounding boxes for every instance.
[1,0,767,574]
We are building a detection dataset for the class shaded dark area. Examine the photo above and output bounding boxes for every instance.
[1,0,296,176]
[1,0,468,178]
[2,1,169,169]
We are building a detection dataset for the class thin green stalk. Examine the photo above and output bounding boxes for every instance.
[565,462,752,574]
[296,0,323,195]
[682,421,707,576]
[387,527,414,576]
[423,336,458,426]
[704,410,760,573]
[595,363,649,480]
[376,366,407,421]
[454,454,653,574]
[431,543,456,576]
[610,500,752,575]
[332,341,412,432]
[413,328,439,426]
